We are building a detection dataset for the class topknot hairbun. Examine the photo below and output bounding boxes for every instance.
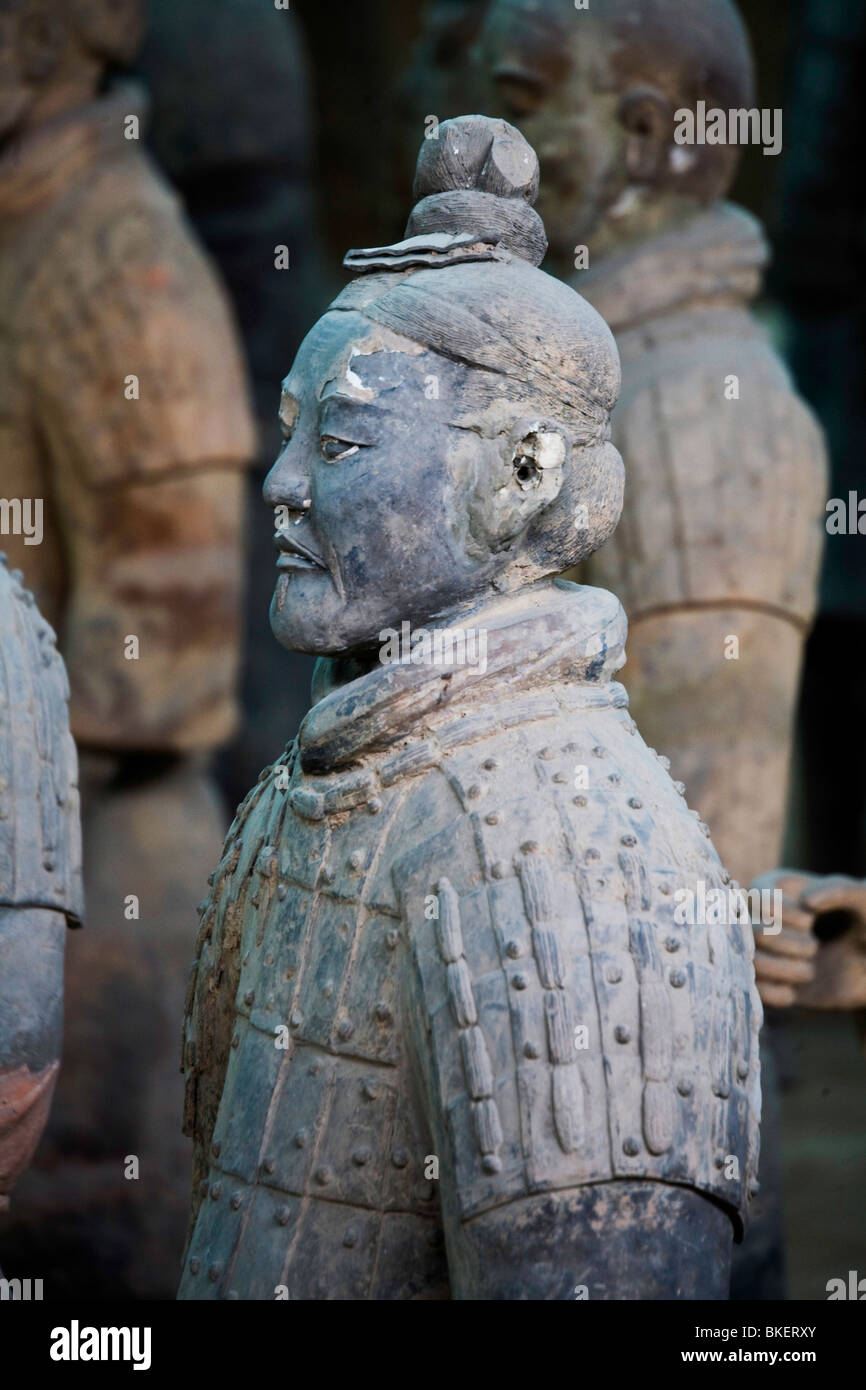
[405,115,548,266]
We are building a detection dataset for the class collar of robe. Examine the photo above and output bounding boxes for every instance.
[297,578,629,775]
[575,201,769,334]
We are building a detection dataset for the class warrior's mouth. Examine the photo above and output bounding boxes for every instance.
[273,528,328,571]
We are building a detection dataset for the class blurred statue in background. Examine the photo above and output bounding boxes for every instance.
[140,0,330,801]
[0,560,80,1267]
[473,0,828,1298]
[179,117,760,1301]
[0,0,254,1296]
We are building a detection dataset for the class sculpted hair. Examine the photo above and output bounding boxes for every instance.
[329,116,624,573]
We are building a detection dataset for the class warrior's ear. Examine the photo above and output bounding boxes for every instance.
[619,86,674,185]
[480,420,568,548]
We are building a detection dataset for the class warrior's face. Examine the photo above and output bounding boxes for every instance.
[264,310,575,658]
[479,0,627,259]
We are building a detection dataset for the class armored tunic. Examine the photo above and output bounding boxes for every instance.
[0,558,80,1209]
[181,582,761,1300]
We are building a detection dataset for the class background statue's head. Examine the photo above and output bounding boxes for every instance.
[264,115,624,658]
[0,0,143,142]
[478,0,755,261]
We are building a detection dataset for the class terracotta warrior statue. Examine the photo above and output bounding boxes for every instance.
[474,0,828,897]
[179,117,761,1301]
[0,559,81,1235]
[0,0,254,1295]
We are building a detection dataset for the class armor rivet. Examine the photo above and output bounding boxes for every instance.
[482,1154,502,1174]
[714,1154,726,1170]
[208,1262,223,1282]
[321,867,335,884]
[322,981,333,999]
[362,1079,380,1100]
[539,747,554,760]
[309,849,320,861]
[623,1138,640,1156]
[189,1258,200,1275]
[367,797,383,814]
[207,873,215,886]
[614,1025,630,1044]
[750,1182,761,1197]
[277,883,288,900]
[243,990,255,1007]
[374,1002,392,1025]
[521,840,540,854]
[482,758,498,771]
[349,851,363,870]
[608,773,621,786]
[230,1192,242,1210]
[659,881,673,895]
[231,1033,239,1049]
[553,772,568,784]
[391,1148,410,1169]
[664,937,680,953]
[674,782,686,796]
[670,969,687,988]
[263,1158,276,1175]
[385,929,399,950]
[721,870,731,885]
[629,798,643,810]
[573,795,587,807]
[343,1226,359,1248]
[315,1166,332,1186]
[264,954,274,967]
[294,1129,308,1149]
[677,1079,693,1097]
[43,857,55,872]
[337,1018,355,1039]
[512,973,528,990]
[690,809,701,821]
[467,784,482,799]
[564,742,579,754]
[700,822,711,837]
[491,861,507,879]
[210,1182,221,1201]
[505,940,521,959]
[737,1062,749,1080]
[657,754,671,769]
[485,812,502,825]
[309,1060,322,1076]
[606,965,622,984]
[275,1206,291,1225]
[620,834,636,847]
[585,848,600,862]
[352,1146,372,1166]
[290,1011,302,1028]
[592,745,606,758]
[523,1041,540,1059]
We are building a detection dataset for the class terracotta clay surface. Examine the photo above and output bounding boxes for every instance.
[0,559,80,1215]
[0,1,255,1295]
[180,118,760,1301]
[476,0,828,893]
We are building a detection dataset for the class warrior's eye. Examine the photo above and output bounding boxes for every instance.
[320,436,360,462]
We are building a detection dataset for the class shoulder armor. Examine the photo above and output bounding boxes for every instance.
[392,708,761,1236]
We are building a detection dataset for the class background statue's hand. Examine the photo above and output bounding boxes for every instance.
[749,870,820,1009]
[749,870,866,1010]
[795,875,866,1011]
